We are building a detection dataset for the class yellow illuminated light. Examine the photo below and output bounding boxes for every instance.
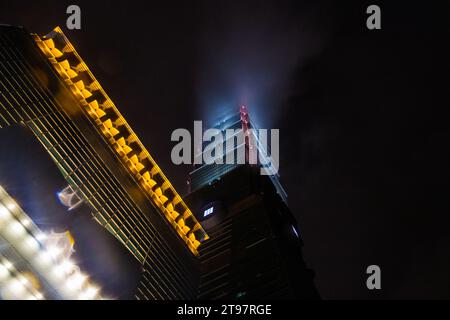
[74,80,93,99]
[115,138,133,157]
[101,119,120,138]
[59,60,78,79]
[165,203,174,213]
[34,27,209,255]
[42,39,63,58]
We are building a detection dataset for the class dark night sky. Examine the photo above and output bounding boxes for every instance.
[0,0,449,299]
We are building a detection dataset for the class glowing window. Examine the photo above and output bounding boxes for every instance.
[291,226,299,238]
[203,207,214,218]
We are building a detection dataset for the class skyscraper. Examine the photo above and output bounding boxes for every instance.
[186,107,319,299]
[0,25,208,299]
[189,106,287,203]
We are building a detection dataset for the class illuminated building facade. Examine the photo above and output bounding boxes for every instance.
[186,109,319,299]
[0,185,102,300]
[0,25,208,299]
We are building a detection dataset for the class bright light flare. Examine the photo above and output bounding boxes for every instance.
[21,236,40,253]
[35,232,47,242]
[0,205,11,221]
[7,278,26,298]
[6,221,26,237]
[47,245,62,259]
[52,259,75,279]
[60,259,75,274]
[0,264,9,281]
[34,251,53,269]
[78,285,100,300]
[66,273,87,291]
